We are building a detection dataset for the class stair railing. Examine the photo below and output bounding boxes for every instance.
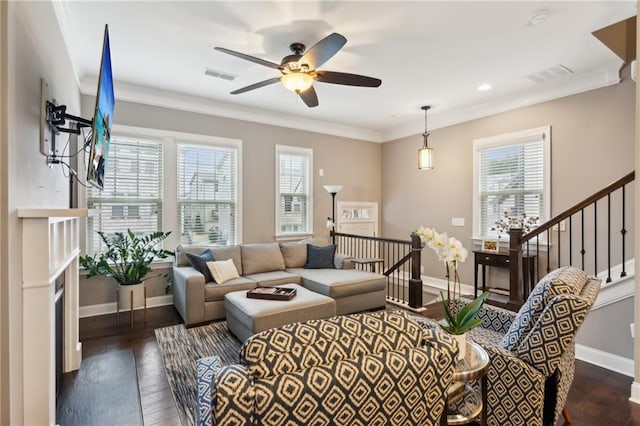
[332,231,424,310]
[508,171,635,309]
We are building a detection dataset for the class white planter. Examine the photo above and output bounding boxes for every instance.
[118,282,145,311]
[451,333,467,361]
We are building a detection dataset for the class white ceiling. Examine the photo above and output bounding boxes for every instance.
[53,1,636,142]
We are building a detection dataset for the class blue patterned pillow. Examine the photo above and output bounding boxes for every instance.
[304,244,336,269]
[186,249,215,283]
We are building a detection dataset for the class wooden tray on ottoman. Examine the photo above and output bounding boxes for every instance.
[247,286,297,301]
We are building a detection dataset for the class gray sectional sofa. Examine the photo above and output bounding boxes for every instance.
[173,237,387,326]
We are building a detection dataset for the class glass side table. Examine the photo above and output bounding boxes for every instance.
[444,341,490,426]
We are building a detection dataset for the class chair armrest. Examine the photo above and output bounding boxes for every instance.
[196,356,221,426]
[454,299,516,334]
[172,266,206,326]
[195,360,254,426]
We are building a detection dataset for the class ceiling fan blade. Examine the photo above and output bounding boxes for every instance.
[299,85,319,107]
[215,47,283,70]
[300,33,347,70]
[316,71,382,87]
[230,77,281,95]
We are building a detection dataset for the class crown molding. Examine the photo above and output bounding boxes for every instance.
[80,60,622,145]
[381,61,623,142]
[79,78,384,143]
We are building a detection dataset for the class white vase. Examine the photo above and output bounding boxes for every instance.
[118,282,145,311]
[451,333,467,361]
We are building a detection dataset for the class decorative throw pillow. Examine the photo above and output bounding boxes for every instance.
[304,244,336,269]
[186,249,215,283]
[206,259,240,284]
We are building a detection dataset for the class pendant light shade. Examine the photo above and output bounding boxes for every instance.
[418,105,434,170]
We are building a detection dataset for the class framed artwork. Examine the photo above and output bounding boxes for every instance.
[482,239,499,253]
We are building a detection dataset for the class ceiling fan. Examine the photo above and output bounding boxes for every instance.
[215,32,382,108]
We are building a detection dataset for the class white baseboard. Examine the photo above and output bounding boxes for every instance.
[629,381,640,404]
[575,343,634,377]
[79,294,174,318]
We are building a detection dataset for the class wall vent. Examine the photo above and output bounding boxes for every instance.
[525,64,574,84]
[204,68,237,81]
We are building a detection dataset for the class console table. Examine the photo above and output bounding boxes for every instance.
[473,250,537,301]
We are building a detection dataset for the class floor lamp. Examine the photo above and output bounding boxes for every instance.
[323,185,343,244]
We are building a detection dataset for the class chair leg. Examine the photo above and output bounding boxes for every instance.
[562,407,572,424]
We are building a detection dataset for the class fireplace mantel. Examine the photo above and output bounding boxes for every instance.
[18,209,89,425]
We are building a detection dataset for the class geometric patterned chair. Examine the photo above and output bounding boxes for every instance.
[461,266,601,426]
[195,310,459,426]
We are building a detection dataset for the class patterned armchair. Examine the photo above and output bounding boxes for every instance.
[196,311,458,426]
[461,266,601,426]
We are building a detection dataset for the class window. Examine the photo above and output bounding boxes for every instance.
[87,137,163,254]
[473,126,550,239]
[276,145,312,236]
[85,127,242,255]
[177,143,238,246]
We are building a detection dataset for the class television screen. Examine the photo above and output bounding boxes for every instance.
[87,24,114,190]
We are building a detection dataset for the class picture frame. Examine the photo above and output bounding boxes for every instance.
[481,239,499,253]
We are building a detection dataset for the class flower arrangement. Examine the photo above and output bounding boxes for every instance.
[414,227,488,335]
[491,211,539,238]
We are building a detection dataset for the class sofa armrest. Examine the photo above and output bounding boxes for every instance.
[172,266,206,326]
[335,253,353,269]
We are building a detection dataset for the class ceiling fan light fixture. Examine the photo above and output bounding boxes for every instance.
[281,72,314,93]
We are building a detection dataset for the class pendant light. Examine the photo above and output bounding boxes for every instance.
[418,105,433,170]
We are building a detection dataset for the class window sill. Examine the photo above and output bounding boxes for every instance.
[274,233,315,242]
[79,259,174,276]
[471,237,550,252]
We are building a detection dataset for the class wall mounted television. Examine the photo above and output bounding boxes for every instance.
[86,24,115,190]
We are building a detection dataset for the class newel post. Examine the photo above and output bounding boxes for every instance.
[508,228,524,309]
[409,233,423,309]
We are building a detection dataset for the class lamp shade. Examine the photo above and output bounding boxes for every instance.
[323,185,344,194]
[418,147,434,170]
[281,72,314,93]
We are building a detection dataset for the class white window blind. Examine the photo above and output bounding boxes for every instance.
[474,127,550,239]
[177,143,238,245]
[276,145,312,235]
[87,137,163,254]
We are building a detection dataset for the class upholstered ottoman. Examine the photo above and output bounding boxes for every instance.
[224,283,336,341]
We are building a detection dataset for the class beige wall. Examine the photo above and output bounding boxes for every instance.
[578,297,634,359]
[4,2,81,423]
[78,97,382,306]
[382,76,635,287]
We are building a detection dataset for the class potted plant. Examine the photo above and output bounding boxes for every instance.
[80,230,174,310]
[414,226,489,359]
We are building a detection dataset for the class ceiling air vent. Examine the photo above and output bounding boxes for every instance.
[525,65,574,84]
[204,68,237,81]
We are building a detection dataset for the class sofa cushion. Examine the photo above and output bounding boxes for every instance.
[279,242,307,268]
[204,277,256,302]
[289,268,386,299]
[304,244,336,269]
[207,259,240,284]
[241,243,285,275]
[242,270,301,287]
[500,266,589,350]
[186,249,215,283]
[210,245,243,276]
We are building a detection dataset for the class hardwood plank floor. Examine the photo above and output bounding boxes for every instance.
[70,305,640,425]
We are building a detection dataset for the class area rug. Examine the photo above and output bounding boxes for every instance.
[155,321,242,426]
[56,348,143,426]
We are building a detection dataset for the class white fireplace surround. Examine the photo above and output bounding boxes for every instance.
[18,209,87,425]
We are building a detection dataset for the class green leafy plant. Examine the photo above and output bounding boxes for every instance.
[80,230,174,293]
[439,290,489,335]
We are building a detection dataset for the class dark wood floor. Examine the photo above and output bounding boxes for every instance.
[72,305,640,425]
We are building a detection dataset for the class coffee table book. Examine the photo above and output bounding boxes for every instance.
[247,286,297,300]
